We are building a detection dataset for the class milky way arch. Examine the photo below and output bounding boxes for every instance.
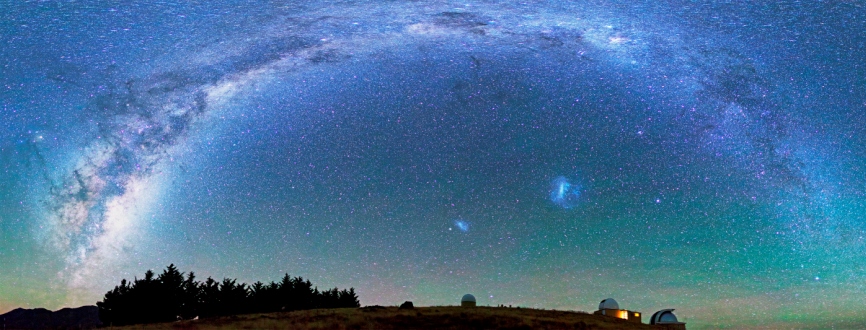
[32,2,840,304]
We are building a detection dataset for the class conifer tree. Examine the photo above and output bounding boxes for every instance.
[98,265,361,325]
[155,264,185,321]
[180,271,200,319]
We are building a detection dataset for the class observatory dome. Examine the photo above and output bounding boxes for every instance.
[598,298,619,310]
[461,294,477,307]
[650,309,679,324]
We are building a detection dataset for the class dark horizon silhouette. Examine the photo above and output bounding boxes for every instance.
[97,264,360,326]
[0,306,101,330]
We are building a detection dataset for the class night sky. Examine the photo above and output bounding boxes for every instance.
[2,1,865,328]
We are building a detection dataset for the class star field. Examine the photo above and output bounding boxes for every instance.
[1,1,865,328]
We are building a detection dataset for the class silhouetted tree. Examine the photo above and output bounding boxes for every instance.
[217,278,249,315]
[340,288,360,308]
[199,277,221,318]
[180,271,200,319]
[250,281,281,313]
[155,264,185,321]
[133,270,161,324]
[98,265,360,325]
[96,279,131,325]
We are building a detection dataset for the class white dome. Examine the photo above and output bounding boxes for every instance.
[598,298,619,310]
[650,309,679,324]
[461,294,476,303]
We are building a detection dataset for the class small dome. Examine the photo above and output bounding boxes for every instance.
[660,313,678,322]
[461,294,476,303]
[650,309,679,324]
[598,298,619,310]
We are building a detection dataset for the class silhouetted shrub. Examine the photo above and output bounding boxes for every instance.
[399,301,414,309]
[97,264,360,326]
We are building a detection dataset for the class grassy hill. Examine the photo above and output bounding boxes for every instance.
[110,306,660,330]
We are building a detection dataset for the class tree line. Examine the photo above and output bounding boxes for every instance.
[97,264,360,325]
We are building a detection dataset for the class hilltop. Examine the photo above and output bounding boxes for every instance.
[112,306,660,330]
[0,306,101,329]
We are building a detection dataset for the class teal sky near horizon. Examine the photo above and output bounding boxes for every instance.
[2,2,866,328]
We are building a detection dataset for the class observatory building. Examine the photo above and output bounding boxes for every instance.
[593,298,641,323]
[650,309,686,330]
[461,294,476,307]
[592,297,686,329]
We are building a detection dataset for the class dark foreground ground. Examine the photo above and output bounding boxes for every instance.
[109,306,659,330]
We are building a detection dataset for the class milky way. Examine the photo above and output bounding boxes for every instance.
[2,2,865,328]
